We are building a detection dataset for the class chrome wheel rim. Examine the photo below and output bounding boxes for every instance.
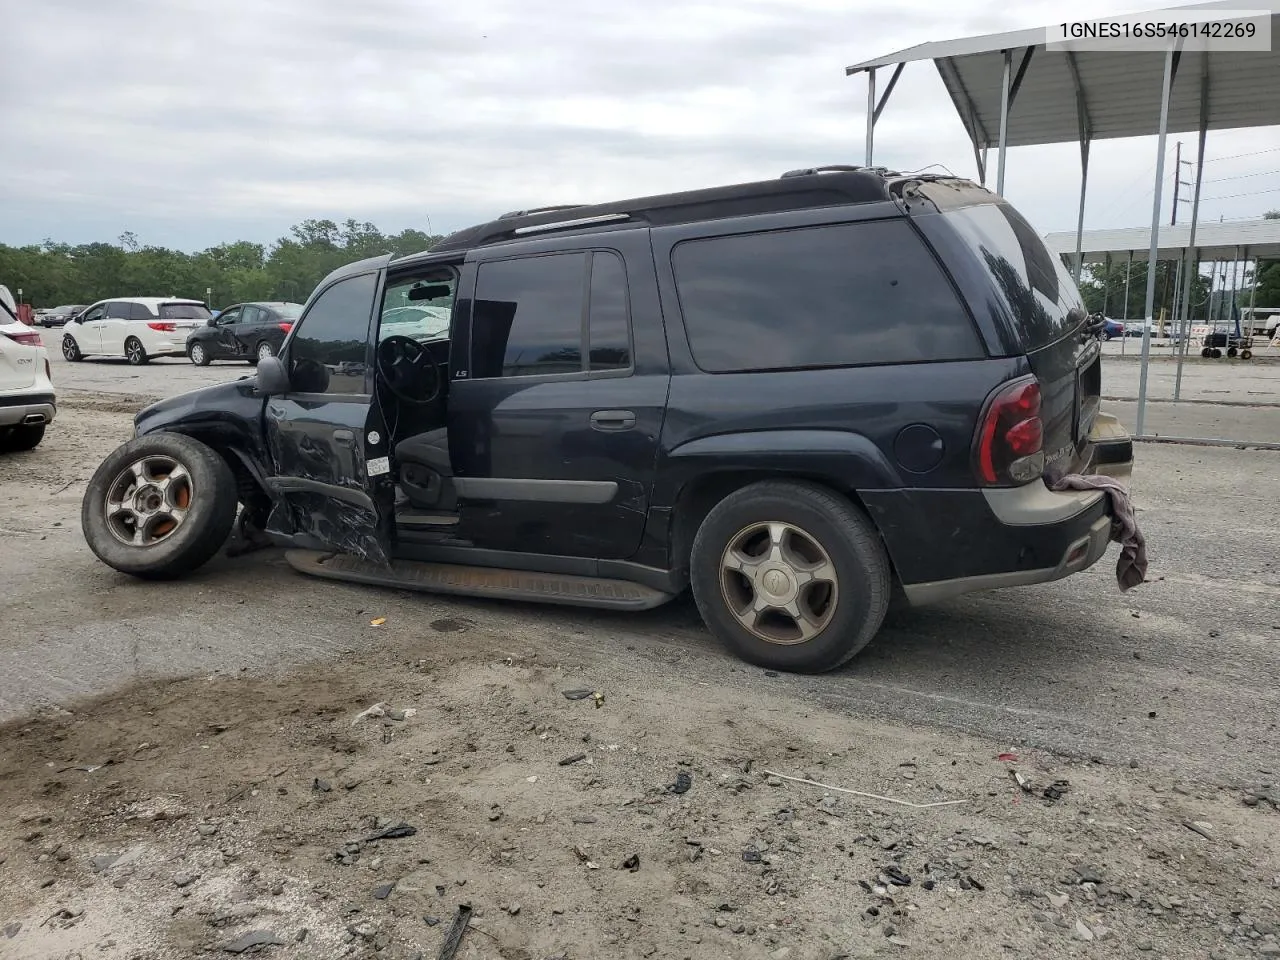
[191,344,204,364]
[126,340,143,363]
[61,338,76,360]
[719,521,838,645]
[104,455,194,547]
[257,342,273,360]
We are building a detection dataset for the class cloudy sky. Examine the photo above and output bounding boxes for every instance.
[2,0,1277,251]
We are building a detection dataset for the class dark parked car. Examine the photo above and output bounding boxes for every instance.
[79,166,1132,672]
[40,304,87,327]
[185,301,304,365]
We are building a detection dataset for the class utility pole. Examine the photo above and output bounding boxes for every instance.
[1171,141,1194,226]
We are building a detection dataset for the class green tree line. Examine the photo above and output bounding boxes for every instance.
[0,219,443,309]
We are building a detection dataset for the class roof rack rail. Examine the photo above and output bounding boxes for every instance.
[511,212,632,237]
[497,204,587,220]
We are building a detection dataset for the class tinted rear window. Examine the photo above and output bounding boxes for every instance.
[672,219,983,373]
[276,303,304,319]
[939,202,1084,350]
[159,303,211,320]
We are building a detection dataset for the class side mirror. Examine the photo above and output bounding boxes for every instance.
[256,356,291,395]
[207,317,219,327]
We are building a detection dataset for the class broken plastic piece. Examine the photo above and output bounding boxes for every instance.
[351,702,388,726]
[997,752,1019,762]
[668,771,693,795]
[369,617,386,626]
[562,689,594,701]
[362,822,417,842]
[436,904,472,960]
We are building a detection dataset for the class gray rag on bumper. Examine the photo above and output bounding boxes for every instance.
[1051,474,1148,591]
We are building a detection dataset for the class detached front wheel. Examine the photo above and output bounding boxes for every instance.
[690,481,891,672]
[82,433,238,579]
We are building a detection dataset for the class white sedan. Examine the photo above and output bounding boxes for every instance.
[0,285,55,452]
[62,297,212,365]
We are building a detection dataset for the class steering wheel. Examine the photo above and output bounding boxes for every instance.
[377,335,443,405]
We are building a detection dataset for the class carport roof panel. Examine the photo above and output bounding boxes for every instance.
[846,1,1280,148]
[1043,218,1280,262]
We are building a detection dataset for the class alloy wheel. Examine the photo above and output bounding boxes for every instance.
[104,455,194,547]
[718,521,839,645]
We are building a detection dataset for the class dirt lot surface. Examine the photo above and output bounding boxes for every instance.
[1,383,1279,960]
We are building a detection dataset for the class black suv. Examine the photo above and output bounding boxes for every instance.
[80,167,1133,672]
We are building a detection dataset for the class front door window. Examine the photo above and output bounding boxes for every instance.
[287,273,379,395]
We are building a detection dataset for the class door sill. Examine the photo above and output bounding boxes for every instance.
[286,550,673,612]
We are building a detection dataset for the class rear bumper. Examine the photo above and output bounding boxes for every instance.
[864,411,1133,606]
[0,392,56,427]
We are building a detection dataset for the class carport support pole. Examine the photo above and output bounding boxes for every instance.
[1136,48,1176,439]
[1248,253,1259,331]
[1122,250,1133,355]
[864,67,877,167]
[1101,254,1111,317]
[996,50,1011,195]
[1073,142,1089,284]
[1173,63,1208,401]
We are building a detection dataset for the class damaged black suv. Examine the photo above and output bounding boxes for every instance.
[81,166,1133,672]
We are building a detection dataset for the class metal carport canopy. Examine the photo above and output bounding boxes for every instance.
[845,0,1280,152]
[845,0,1280,440]
[1044,219,1280,263]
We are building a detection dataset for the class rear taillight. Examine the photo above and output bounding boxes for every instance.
[975,378,1044,485]
[278,322,293,333]
[4,330,43,347]
[147,322,177,332]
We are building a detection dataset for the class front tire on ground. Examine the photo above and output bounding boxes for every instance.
[189,342,210,366]
[255,340,275,363]
[62,335,83,362]
[0,424,46,452]
[125,337,149,365]
[81,432,238,580]
[689,480,891,673]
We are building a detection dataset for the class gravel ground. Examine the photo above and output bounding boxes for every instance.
[0,377,1278,959]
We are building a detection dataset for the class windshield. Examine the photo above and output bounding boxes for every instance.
[160,303,212,320]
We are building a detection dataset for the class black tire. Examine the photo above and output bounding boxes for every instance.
[125,337,149,365]
[1227,346,1239,358]
[188,342,210,366]
[1241,349,1253,360]
[255,340,275,363]
[62,335,83,362]
[0,424,45,452]
[81,433,238,580]
[1102,331,1113,341]
[1200,347,1212,358]
[1211,348,1223,359]
[689,480,890,672]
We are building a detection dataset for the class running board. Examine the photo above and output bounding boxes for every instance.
[285,550,673,611]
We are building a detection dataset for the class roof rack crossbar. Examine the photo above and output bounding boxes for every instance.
[497,204,587,220]
[780,164,867,179]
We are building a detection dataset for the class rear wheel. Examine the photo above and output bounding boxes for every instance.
[1241,349,1253,360]
[81,432,238,579]
[125,337,149,365]
[0,424,45,452]
[189,342,210,366]
[1227,346,1239,358]
[1211,348,1223,359]
[62,335,83,362]
[690,480,890,672]
[255,340,275,363]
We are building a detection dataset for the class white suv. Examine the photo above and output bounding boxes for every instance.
[0,284,55,452]
[62,297,212,365]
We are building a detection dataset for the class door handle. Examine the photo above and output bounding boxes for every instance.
[589,410,636,432]
[333,428,355,444]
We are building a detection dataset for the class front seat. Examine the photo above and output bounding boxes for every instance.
[394,428,456,510]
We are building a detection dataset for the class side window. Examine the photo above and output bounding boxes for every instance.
[672,220,984,373]
[588,252,631,371]
[470,253,585,379]
[240,306,261,325]
[128,302,154,321]
[105,302,133,319]
[81,304,106,322]
[287,273,378,395]
[218,308,241,325]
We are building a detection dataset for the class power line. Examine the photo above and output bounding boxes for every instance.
[1199,186,1280,202]
[1201,145,1280,164]
[1203,170,1280,184]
